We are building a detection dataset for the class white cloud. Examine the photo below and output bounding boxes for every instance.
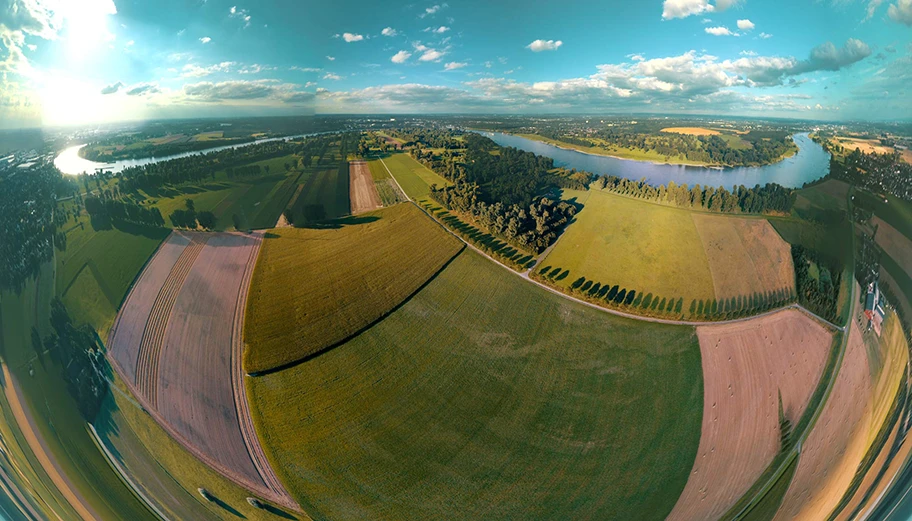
[291,66,322,72]
[382,27,398,36]
[391,50,412,63]
[662,0,740,20]
[737,19,755,31]
[100,81,123,95]
[323,72,343,80]
[740,50,757,56]
[181,61,236,78]
[527,39,563,52]
[434,26,450,33]
[199,36,211,44]
[444,61,467,70]
[888,0,912,25]
[182,80,313,105]
[759,32,772,39]
[705,26,736,36]
[419,49,445,61]
[326,55,335,61]
[865,0,884,21]
[342,33,364,42]
[420,4,447,18]
[228,6,251,27]
[126,39,135,46]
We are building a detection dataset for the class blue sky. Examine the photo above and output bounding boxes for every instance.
[0,0,910,128]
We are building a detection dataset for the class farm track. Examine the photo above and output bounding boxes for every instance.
[229,234,292,501]
[134,235,207,406]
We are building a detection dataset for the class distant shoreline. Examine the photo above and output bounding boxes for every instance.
[481,130,799,170]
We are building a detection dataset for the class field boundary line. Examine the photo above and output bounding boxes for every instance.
[87,424,169,521]
[379,156,410,202]
[229,232,300,511]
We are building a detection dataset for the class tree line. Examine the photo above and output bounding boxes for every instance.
[593,175,795,214]
[84,195,165,228]
[792,245,842,323]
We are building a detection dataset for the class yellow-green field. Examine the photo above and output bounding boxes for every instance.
[243,203,464,373]
[541,189,716,305]
[380,153,451,200]
[248,249,703,520]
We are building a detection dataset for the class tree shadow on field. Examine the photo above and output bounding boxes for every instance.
[261,504,297,520]
[295,215,380,230]
[210,496,245,518]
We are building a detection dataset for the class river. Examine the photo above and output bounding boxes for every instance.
[480,131,830,190]
[53,133,318,176]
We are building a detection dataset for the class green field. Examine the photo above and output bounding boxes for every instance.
[855,190,912,241]
[541,189,716,306]
[380,153,451,201]
[367,158,390,180]
[56,215,169,336]
[248,249,703,520]
[0,263,153,521]
[244,203,464,373]
[515,133,710,166]
[288,167,350,224]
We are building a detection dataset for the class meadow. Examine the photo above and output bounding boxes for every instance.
[380,153,451,201]
[540,189,717,309]
[243,203,464,373]
[248,249,703,520]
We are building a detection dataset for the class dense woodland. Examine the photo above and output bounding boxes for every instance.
[792,245,842,323]
[594,175,795,214]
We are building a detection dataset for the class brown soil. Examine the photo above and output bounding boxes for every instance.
[349,160,382,214]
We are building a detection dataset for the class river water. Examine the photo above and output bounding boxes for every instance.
[480,131,830,190]
[53,133,317,176]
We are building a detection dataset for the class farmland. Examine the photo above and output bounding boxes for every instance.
[667,309,833,521]
[107,231,293,508]
[692,214,795,302]
[660,127,721,136]
[247,249,704,520]
[380,153,451,201]
[243,203,464,374]
[348,160,382,214]
[541,189,715,307]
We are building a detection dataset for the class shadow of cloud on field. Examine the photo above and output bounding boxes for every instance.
[292,214,381,230]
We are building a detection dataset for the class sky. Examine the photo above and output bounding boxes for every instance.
[0,0,910,128]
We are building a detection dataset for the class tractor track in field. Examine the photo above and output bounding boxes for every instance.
[135,236,207,406]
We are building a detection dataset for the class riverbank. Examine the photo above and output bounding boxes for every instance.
[502,131,798,169]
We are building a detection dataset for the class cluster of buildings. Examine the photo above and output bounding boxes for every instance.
[864,282,887,336]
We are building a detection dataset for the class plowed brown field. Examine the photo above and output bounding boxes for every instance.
[107,231,295,509]
[349,160,382,214]
[667,309,833,521]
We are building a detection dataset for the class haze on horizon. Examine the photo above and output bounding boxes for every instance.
[0,0,910,129]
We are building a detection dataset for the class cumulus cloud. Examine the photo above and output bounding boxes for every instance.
[126,83,160,96]
[661,0,741,19]
[182,79,312,105]
[322,72,342,80]
[100,81,124,95]
[391,50,412,63]
[420,4,447,18]
[444,61,467,70]
[381,27,398,36]
[705,26,736,36]
[527,39,563,52]
[199,36,211,44]
[181,61,235,78]
[888,0,912,24]
[737,19,755,30]
[419,49,445,61]
[228,6,251,27]
[342,32,364,42]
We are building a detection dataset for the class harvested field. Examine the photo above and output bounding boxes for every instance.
[660,127,721,136]
[541,189,716,307]
[874,217,912,277]
[349,160,382,214]
[248,249,704,520]
[107,231,293,508]
[243,203,464,374]
[667,309,833,521]
[692,215,795,302]
[772,312,872,521]
[835,137,896,157]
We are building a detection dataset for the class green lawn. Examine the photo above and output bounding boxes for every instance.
[248,249,703,520]
[380,153,451,201]
[541,189,716,306]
